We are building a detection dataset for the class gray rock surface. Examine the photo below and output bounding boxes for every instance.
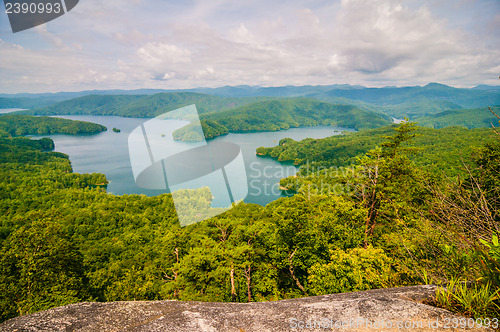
[0,285,495,331]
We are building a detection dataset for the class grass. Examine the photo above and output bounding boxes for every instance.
[433,279,499,319]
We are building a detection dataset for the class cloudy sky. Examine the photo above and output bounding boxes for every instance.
[0,0,499,93]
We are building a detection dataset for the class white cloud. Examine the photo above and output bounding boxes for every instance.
[138,43,191,65]
[0,0,498,93]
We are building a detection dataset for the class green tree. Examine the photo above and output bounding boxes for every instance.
[344,121,421,248]
[307,246,392,295]
[0,216,90,321]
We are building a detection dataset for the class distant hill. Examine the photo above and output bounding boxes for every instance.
[0,90,165,109]
[310,83,500,118]
[0,97,65,109]
[189,84,365,97]
[308,95,464,119]
[5,83,500,121]
[19,92,271,117]
[416,106,500,129]
[472,85,500,91]
[9,83,500,125]
[173,98,392,141]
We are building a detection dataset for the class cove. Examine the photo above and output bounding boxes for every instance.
[34,115,352,206]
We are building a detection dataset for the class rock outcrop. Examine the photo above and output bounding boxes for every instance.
[0,285,494,331]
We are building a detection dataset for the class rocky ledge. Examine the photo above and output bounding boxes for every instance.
[0,285,495,331]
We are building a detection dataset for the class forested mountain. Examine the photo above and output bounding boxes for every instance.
[0,114,498,323]
[189,84,365,97]
[257,125,496,177]
[173,98,392,141]
[0,114,106,137]
[0,97,59,109]
[5,83,499,121]
[415,106,500,129]
[0,89,178,109]
[312,83,500,108]
[19,93,270,117]
[189,83,500,119]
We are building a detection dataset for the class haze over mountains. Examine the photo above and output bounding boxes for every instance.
[3,83,500,114]
[3,83,500,138]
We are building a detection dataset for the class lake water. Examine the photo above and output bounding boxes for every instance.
[35,115,350,206]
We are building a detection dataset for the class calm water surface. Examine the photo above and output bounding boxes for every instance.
[35,115,351,206]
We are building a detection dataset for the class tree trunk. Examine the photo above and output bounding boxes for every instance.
[230,266,237,302]
[288,249,307,295]
[244,265,252,302]
[363,164,380,249]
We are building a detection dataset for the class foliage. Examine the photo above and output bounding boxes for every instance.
[435,279,499,318]
[173,120,229,141]
[173,98,391,141]
[0,217,90,321]
[0,134,372,322]
[0,108,499,324]
[307,246,392,295]
[471,140,500,213]
[258,125,495,177]
[476,235,500,295]
[0,114,106,137]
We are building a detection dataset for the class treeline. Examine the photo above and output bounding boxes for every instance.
[0,114,107,137]
[173,98,391,141]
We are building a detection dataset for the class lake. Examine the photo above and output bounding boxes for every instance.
[34,115,351,206]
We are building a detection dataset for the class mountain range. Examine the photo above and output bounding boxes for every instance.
[4,83,500,139]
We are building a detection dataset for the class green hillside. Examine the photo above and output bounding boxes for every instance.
[7,83,500,121]
[315,94,465,119]
[313,83,500,108]
[0,97,51,109]
[416,106,500,129]
[312,83,500,118]
[13,84,500,127]
[19,92,270,117]
[173,98,392,141]
[256,125,496,176]
[0,114,107,137]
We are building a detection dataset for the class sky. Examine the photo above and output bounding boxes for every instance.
[0,0,499,93]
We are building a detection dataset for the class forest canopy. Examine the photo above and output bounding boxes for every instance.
[0,114,106,138]
[173,98,391,141]
[256,125,496,177]
[0,109,498,323]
